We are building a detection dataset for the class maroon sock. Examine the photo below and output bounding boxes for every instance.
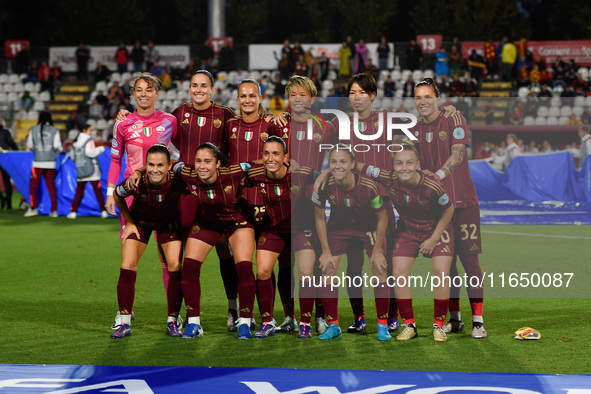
[235,261,255,318]
[219,257,238,300]
[449,298,461,313]
[167,270,183,317]
[397,298,414,324]
[257,278,275,323]
[299,279,315,324]
[181,258,202,318]
[320,283,339,323]
[434,298,449,327]
[278,250,295,318]
[117,268,137,314]
[374,284,390,321]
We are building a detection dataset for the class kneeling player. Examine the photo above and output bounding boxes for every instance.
[111,144,185,339]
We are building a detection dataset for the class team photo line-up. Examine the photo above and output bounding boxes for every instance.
[25,69,485,341]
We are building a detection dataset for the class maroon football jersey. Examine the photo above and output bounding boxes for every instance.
[247,165,316,233]
[172,102,235,163]
[178,163,250,226]
[413,112,479,208]
[289,118,338,171]
[312,173,385,232]
[372,168,452,234]
[116,171,184,227]
[224,115,283,205]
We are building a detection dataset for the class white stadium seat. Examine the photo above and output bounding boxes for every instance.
[573,106,584,117]
[535,116,547,125]
[558,116,570,124]
[536,106,549,117]
[523,116,535,125]
[546,116,559,125]
[560,106,572,117]
[548,106,560,117]
[8,74,20,83]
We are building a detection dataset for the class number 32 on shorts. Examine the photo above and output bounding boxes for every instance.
[459,224,478,241]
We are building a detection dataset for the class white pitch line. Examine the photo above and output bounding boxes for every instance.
[482,230,591,240]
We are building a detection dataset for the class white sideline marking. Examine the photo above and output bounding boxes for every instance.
[482,230,591,240]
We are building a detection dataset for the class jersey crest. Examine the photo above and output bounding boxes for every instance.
[245,131,253,141]
[197,117,206,127]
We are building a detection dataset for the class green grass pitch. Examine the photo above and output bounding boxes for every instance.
[1,202,590,374]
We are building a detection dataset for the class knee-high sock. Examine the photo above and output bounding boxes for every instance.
[434,298,449,327]
[374,284,390,325]
[256,277,275,323]
[167,270,183,317]
[181,258,203,318]
[235,261,256,319]
[299,278,315,324]
[117,268,137,315]
[397,298,414,325]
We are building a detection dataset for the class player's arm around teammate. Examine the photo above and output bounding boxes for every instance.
[110,144,184,339]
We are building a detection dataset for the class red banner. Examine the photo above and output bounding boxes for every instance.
[206,37,233,55]
[462,40,591,66]
[417,35,442,54]
[4,40,29,58]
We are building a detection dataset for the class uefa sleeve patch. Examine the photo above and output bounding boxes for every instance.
[438,193,450,205]
[453,127,465,140]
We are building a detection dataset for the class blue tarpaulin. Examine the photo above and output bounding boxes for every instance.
[1,150,590,219]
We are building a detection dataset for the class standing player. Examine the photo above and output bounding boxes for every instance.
[111,144,185,339]
[312,145,390,341]
[283,75,339,333]
[225,78,298,331]
[413,78,487,339]
[363,141,455,341]
[174,143,256,339]
[105,73,177,329]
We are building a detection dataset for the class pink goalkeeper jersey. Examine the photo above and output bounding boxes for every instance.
[108,110,177,185]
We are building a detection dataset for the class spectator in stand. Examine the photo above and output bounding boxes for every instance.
[38,61,54,98]
[338,41,352,77]
[384,75,396,97]
[462,75,479,97]
[483,101,496,124]
[516,64,530,88]
[529,64,541,86]
[16,47,30,75]
[529,141,539,154]
[274,51,291,80]
[566,112,582,125]
[365,58,378,80]
[115,42,130,73]
[524,94,538,118]
[509,102,525,125]
[89,98,105,120]
[435,47,450,77]
[484,39,497,77]
[292,41,305,66]
[75,42,90,82]
[533,56,547,71]
[107,81,124,102]
[94,62,112,83]
[268,91,286,116]
[18,91,35,111]
[561,85,576,106]
[145,40,160,72]
[159,68,172,91]
[354,39,368,74]
[95,90,109,107]
[517,38,528,58]
[579,126,591,169]
[218,41,235,73]
[468,50,486,82]
[336,80,348,97]
[295,54,308,76]
[149,59,163,77]
[515,54,530,75]
[439,75,451,96]
[539,67,553,86]
[538,82,553,99]
[449,45,462,77]
[130,41,145,72]
[500,37,516,82]
[474,141,492,160]
[573,73,588,94]
[565,59,578,86]
[50,61,62,89]
[406,39,423,70]
[377,36,390,73]
[402,75,415,97]
[200,40,215,70]
[346,36,356,75]
[318,51,330,81]
[280,39,293,72]
[449,74,463,97]
[454,93,471,121]
[582,106,591,124]
[503,133,521,170]
[553,65,567,89]
[553,55,566,70]
[541,139,553,153]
